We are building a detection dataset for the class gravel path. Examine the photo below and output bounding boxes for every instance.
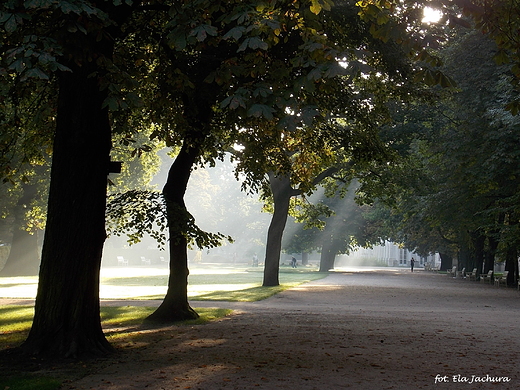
[6,269,520,389]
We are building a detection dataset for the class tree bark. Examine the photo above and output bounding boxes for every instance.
[302,251,309,266]
[471,231,485,278]
[22,57,113,357]
[319,236,338,272]
[504,246,517,287]
[439,252,452,271]
[484,234,499,273]
[263,173,295,286]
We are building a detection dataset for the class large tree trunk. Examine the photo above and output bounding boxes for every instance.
[504,246,517,287]
[439,252,452,272]
[319,236,338,272]
[484,234,499,273]
[146,142,201,322]
[263,173,294,286]
[1,183,40,276]
[302,252,309,266]
[22,57,113,357]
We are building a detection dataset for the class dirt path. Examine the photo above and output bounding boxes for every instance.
[11,269,520,389]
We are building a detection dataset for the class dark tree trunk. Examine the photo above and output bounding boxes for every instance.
[1,183,40,276]
[484,235,499,273]
[146,50,221,321]
[439,252,452,271]
[22,58,113,357]
[146,141,200,322]
[472,231,485,278]
[319,236,337,272]
[458,243,470,271]
[263,173,295,286]
[504,246,517,287]
[302,252,309,266]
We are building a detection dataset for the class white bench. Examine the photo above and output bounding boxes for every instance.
[480,270,493,284]
[456,267,466,279]
[466,268,478,281]
[117,256,128,266]
[447,266,457,277]
[494,271,509,287]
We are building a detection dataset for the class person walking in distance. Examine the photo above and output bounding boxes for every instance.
[410,257,415,272]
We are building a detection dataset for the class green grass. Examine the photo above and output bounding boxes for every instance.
[0,305,232,390]
[125,268,327,300]
[0,305,34,349]
[0,375,61,390]
[0,266,326,301]
[0,268,325,389]
[0,305,232,350]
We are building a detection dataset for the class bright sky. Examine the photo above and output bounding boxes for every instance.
[423,6,442,24]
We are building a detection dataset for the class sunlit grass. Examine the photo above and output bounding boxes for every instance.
[0,265,326,301]
[0,305,232,351]
[130,268,326,301]
[0,305,230,390]
[100,266,325,301]
[0,305,34,348]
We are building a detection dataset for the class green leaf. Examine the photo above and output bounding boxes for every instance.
[223,26,246,41]
[247,104,275,120]
[102,96,120,111]
[24,67,50,80]
[8,58,25,72]
[310,0,322,15]
[493,49,510,65]
[237,37,268,52]
[4,14,17,33]
[190,24,218,42]
[167,27,187,50]
[221,94,247,110]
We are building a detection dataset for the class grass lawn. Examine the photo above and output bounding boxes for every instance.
[0,265,326,301]
[0,266,326,389]
[0,305,233,390]
[0,265,326,346]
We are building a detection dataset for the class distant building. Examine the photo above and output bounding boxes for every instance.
[335,241,440,268]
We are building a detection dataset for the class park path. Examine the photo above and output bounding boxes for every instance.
[58,269,520,390]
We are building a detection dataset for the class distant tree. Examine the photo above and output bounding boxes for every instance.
[358,30,520,280]
[451,0,520,113]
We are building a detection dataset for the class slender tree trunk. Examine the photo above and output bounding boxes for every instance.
[146,141,200,322]
[22,58,113,357]
[263,173,294,286]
